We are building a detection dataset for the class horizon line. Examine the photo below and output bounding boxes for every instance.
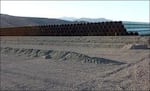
[1,13,150,23]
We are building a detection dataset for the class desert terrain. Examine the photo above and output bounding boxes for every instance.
[0,36,150,91]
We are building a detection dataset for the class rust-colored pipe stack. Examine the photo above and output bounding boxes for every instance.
[0,21,138,36]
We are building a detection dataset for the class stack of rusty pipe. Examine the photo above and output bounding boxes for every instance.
[0,21,138,36]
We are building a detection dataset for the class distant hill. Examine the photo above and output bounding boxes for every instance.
[60,17,78,21]
[60,17,111,22]
[0,14,73,28]
[0,14,110,28]
[76,18,111,22]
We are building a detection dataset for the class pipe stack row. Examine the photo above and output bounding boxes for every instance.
[0,21,138,36]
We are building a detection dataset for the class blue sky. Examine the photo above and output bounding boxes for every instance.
[1,1,149,22]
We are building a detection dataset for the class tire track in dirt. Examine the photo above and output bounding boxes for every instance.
[102,55,149,78]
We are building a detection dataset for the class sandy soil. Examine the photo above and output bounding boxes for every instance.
[0,36,150,91]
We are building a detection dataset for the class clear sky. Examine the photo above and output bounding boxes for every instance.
[1,1,150,22]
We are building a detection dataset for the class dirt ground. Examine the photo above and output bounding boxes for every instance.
[0,36,150,91]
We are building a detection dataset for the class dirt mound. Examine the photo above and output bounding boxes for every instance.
[122,44,149,50]
[0,47,125,65]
